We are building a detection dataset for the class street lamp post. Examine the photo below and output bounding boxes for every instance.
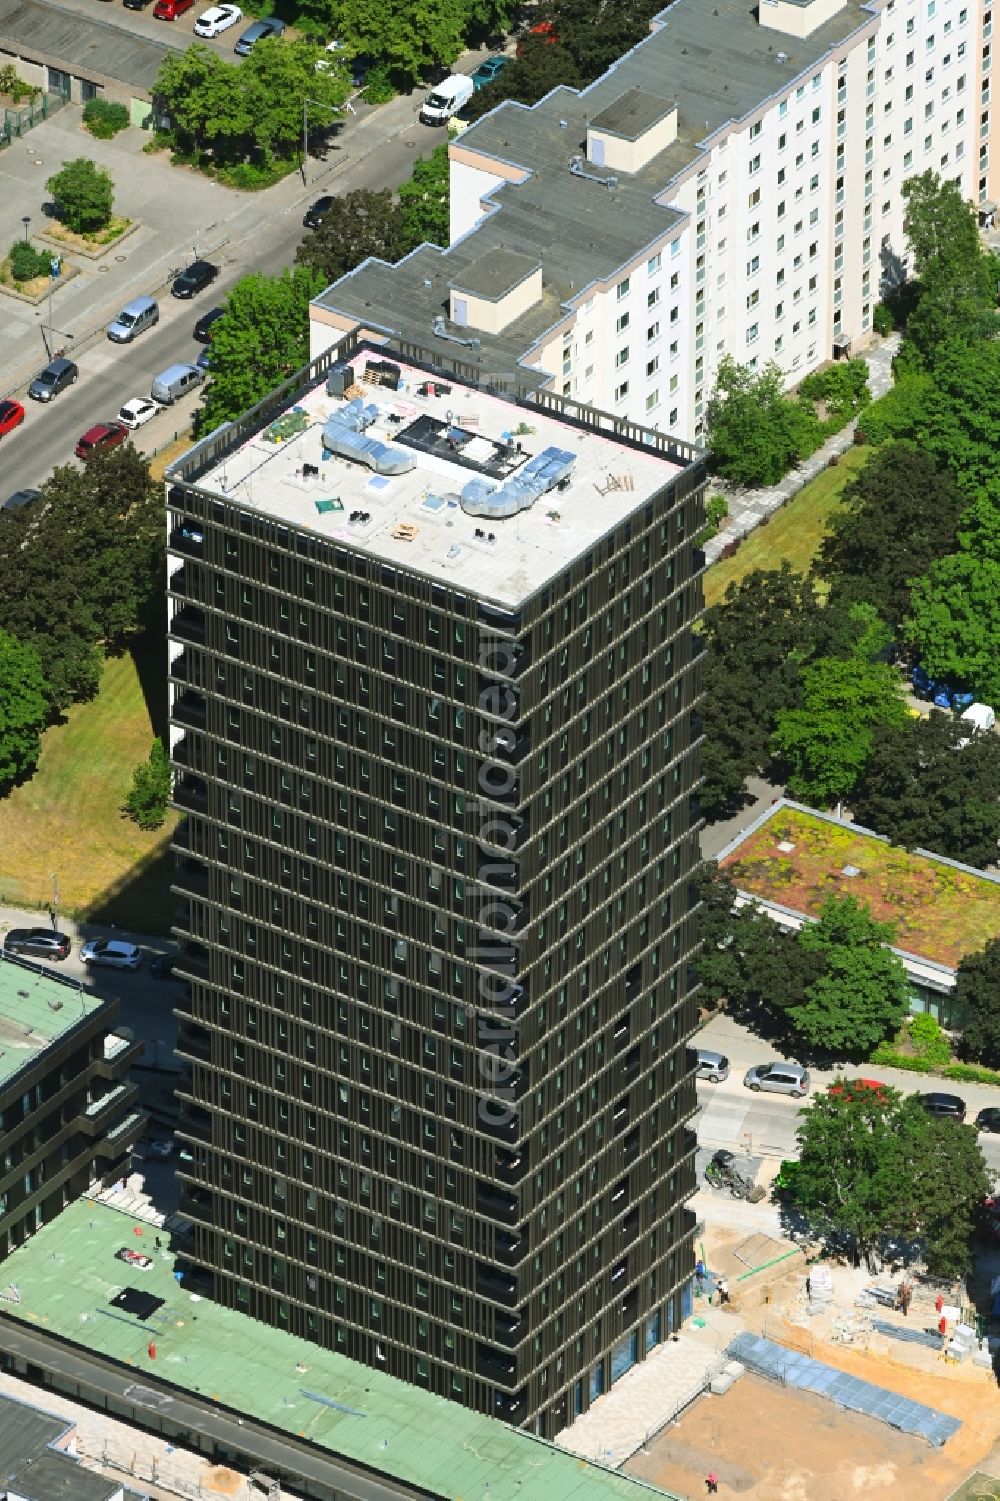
[21,216,30,244]
[301,96,343,188]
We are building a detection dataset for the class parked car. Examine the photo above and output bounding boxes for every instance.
[472,53,510,90]
[75,421,129,460]
[79,938,143,971]
[3,928,71,961]
[172,260,219,299]
[153,0,193,17]
[28,357,77,402]
[194,1,241,34]
[303,196,334,230]
[975,1106,1000,1134]
[123,0,155,9]
[106,295,158,344]
[151,363,204,405]
[693,1048,730,1083]
[919,1091,967,1121]
[0,399,25,438]
[234,16,284,52]
[119,397,159,430]
[743,1061,810,1098]
[420,73,474,125]
[196,346,212,371]
[1,488,41,515]
[193,306,225,342]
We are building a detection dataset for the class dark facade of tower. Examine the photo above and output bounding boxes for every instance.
[167,337,706,1437]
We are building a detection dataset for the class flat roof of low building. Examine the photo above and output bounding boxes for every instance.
[451,248,540,300]
[0,955,105,1089]
[0,1198,678,1501]
[181,347,691,608]
[0,0,180,95]
[0,1393,120,1501]
[590,89,675,141]
[717,800,1000,971]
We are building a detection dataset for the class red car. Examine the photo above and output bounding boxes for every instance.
[0,399,24,439]
[75,421,128,460]
[153,0,193,18]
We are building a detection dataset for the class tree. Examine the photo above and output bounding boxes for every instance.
[956,939,1000,1067]
[906,552,1000,705]
[0,630,47,790]
[700,566,832,818]
[705,357,815,487]
[546,0,664,82]
[791,1087,987,1272]
[0,448,163,711]
[199,266,323,433]
[772,607,908,806]
[694,863,824,1018]
[335,0,467,89]
[462,39,582,121]
[46,158,113,234]
[297,188,411,284]
[398,146,450,248]
[788,895,911,1057]
[123,738,172,830]
[901,171,1000,360]
[851,710,1000,868]
[817,443,965,628]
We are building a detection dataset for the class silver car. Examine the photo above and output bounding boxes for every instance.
[79,938,143,971]
[28,357,78,402]
[743,1061,810,1098]
[693,1048,730,1083]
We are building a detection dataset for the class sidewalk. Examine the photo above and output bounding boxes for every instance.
[703,335,900,564]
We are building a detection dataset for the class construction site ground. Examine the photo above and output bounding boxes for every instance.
[621,1178,1000,1499]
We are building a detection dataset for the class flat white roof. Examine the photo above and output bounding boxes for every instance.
[193,355,686,607]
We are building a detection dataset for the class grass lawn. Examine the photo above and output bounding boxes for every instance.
[0,649,177,934]
[703,444,870,608]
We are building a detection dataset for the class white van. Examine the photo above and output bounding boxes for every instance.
[420,73,473,124]
[957,701,996,747]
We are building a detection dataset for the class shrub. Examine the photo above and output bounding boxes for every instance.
[83,98,130,139]
[122,738,171,830]
[8,240,51,282]
[873,302,894,336]
[362,65,395,105]
[908,1012,952,1066]
[694,492,729,547]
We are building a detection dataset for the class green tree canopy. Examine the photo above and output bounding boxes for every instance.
[297,187,412,283]
[0,629,47,790]
[906,551,1000,704]
[199,265,323,433]
[398,146,450,248]
[817,443,965,629]
[901,171,1000,360]
[46,158,113,233]
[791,1086,988,1273]
[771,607,908,805]
[789,895,911,1057]
[850,709,1000,868]
[123,738,172,830]
[694,862,824,1017]
[155,41,349,167]
[0,448,162,711]
[463,39,582,120]
[335,0,467,88]
[705,356,817,487]
[956,938,1000,1068]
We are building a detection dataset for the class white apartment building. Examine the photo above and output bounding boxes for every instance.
[310,0,997,443]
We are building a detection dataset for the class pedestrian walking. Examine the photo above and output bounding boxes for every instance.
[898,1281,912,1317]
[938,1313,948,1346]
[805,1274,811,1299]
[935,1292,944,1315]
[695,1258,706,1295]
[706,1473,719,1495]
[717,1277,730,1305]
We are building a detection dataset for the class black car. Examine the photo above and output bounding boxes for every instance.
[150,953,178,979]
[123,0,154,9]
[172,260,219,300]
[193,306,225,343]
[920,1091,967,1121]
[975,1106,1000,1134]
[303,196,334,230]
[1,488,42,515]
[4,928,71,961]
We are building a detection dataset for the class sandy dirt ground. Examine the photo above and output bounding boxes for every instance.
[625,1362,1000,1501]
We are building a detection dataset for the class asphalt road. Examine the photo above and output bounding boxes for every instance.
[0,94,453,498]
[695,1013,1000,1177]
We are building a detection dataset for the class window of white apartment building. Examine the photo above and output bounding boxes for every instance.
[811,106,821,124]
[924,132,933,149]
[749,153,761,173]
[750,119,762,139]
[616,346,630,367]
[906,16,915,34]
[746,322,759,344]
[645,391,659,413]
[669,407,678,426]
[775,335,784,354]
[903,148,913,166]
[648,320,660,341]
[615,381,629,402]
[748,220,760,241]
[779,99,788,117]
[747,289,759,309]
[796,83,805,99]
[670,271,680,290]
[669,339,679,358]
[778,131,787,150]
[648,287,660,308]
[907,48,915,66]
[778,198,787,218]
[775,300,784,318]
[670,305,679,324]
[584,328,594,344]
[747,254,760,275]
[670,238,681,258]
[616,311,630,333]
[647,252,661,274]
[749,187,761,208]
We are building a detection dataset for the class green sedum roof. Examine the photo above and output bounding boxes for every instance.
[0,1198,678,1501]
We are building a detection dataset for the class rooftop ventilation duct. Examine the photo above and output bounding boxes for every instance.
[432,315,481,351]
[460,446,576,519]
[569,154,618,191]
